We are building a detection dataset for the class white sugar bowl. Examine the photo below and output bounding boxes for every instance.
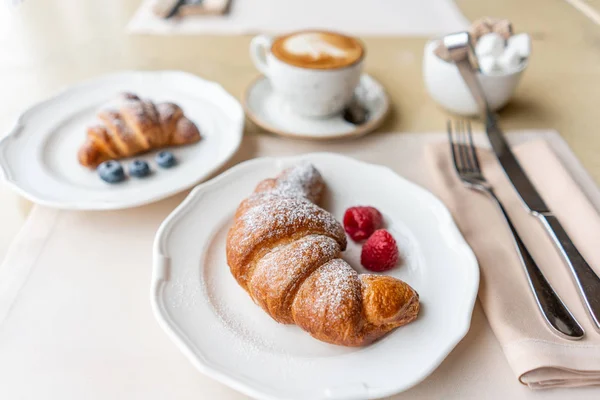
[423,39,528,116]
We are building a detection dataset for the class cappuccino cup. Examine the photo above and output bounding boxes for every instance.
[250,30,365,118]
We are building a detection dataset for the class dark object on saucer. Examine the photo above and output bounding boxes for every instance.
[343,97,369,125]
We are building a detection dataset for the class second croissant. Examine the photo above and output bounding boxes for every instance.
[78,92,201,168]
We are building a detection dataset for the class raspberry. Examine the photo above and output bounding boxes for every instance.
[361,229,399,272]
[343,206,383,241]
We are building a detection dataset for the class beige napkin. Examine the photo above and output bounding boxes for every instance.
[426,139,600,389]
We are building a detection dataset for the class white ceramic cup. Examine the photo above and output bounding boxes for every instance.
[423,40,528,116]
[250,33,364,118]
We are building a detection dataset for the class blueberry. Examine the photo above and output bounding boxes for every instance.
[129,159,151,178]
[155,151,177,168]
[97,160,125,183]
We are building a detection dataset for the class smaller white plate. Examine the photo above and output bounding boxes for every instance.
[0,70,244,210]
[152,153,479,400]
[244,74,389,140]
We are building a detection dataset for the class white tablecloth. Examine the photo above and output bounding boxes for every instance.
[1,131,600,399]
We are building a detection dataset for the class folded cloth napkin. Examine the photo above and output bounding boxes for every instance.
[426,139,600,389]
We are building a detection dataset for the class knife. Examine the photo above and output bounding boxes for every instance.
[486,115,600,329]
[444,32,600,331]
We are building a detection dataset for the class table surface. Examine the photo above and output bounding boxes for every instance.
[1,0,600,398]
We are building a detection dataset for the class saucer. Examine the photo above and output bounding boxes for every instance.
[244,74,389,140]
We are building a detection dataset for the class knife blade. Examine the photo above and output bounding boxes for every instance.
[485,117,550,214]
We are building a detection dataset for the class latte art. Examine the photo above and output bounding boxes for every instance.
[284,33,348,59]
[272,31,364,70]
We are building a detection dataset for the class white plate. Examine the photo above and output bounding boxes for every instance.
[0,70,244,210]
[244,74,389,140]
[152,153,479,400]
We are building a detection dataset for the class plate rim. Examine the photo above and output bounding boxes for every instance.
[243,74,390,141]
[151,153,479,400]
[0,70,245,210]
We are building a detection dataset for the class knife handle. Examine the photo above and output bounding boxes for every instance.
[486,192,584,339]
[538,214,600,330]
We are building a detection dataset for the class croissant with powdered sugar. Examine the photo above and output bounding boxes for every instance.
[226,163,419,347]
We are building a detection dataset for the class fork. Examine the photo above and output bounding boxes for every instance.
[448,119,584,340]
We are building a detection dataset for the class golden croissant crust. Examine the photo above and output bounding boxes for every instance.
[78,92,201,168]
[226,163,419,347]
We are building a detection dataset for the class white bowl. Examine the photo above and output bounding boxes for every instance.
[423,40,527,116]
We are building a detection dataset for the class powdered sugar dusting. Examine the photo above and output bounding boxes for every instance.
[205,265,323,365]
[234,193,344,261]
[292,258,362,329]
[250,235,340,324]
[271,162,324,202]
[210,302,318,376]
[311,259,360,318]
[169,268,200,309]
[260,235,339,295]
[99,93,141,113]
[212,302,280,357]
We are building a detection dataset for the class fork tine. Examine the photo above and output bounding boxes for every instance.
[446,120,458,172]
[456,120,473,173]
[460,120,474,172]
[465,120,481,173]
[447,120,461,174]
[453,120,462,171]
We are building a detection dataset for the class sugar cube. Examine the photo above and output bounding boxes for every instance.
[475,33,505,58]
[497,45,523,72]
[479,55,503,75]
[507,33,531,59]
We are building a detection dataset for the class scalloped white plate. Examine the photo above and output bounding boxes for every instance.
[152,153,479,400]
[0,70,244,210]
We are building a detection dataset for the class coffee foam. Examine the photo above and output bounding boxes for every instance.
[272,31,363,70]
[284,33,348,59]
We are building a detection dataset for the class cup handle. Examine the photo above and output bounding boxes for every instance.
[250,34,274,76]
